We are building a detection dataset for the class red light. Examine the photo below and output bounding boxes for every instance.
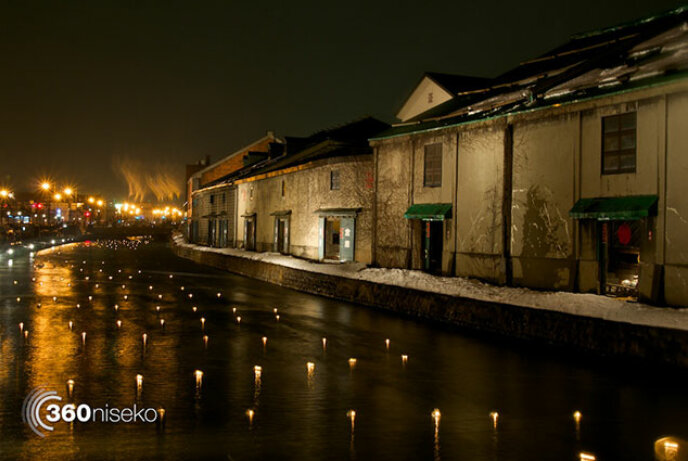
[36,203,43,209]
[84,211,91,217]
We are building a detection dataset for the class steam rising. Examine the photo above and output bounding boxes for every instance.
[114,157,182,202]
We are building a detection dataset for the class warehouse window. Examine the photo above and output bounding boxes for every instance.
[423,143,442,187]
[602,112,636,174]
[330,170,340,190]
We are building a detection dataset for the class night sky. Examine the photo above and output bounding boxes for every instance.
[0,0,684,201]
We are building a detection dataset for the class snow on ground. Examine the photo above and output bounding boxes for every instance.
[173,234,688,331]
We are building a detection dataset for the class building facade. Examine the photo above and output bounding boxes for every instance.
[188,132,279,247]
[371,7,688,306]
[189,118,387,264]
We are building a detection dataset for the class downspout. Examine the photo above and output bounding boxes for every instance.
[408,139,415,269]
[503,122,514,286]
[372,145,379,266]
[453,130,460,276]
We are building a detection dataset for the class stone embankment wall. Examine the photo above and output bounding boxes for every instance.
[173,242,688,368]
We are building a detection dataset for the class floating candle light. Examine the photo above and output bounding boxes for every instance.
[348,358,357,369]
[385,338,390,349]
[432,408,441,429]
[254,365,262,380]
[347,410,356,432]
[142,333,148,347]
[116,320,122,328]
[236,316,241,324]
[203,335,208,348]
[573,411,582,424]
[67,379,75,397]
[262,336,267,346]
[18,322,24,332]
[194,370,203,389]
[81,332,87,345]
[490,411,499,429]
[307,362,315,374]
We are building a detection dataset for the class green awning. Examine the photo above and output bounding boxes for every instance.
[404,203,452,220]
[569,195,658,220]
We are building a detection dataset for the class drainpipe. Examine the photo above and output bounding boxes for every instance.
[372,145,379,266]
[408,139,415,269]
[453,130,460,276]
[503,122,514,286]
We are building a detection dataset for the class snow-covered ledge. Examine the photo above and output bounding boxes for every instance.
[173,233,688,332]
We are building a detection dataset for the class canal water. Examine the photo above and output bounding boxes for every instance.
[0,239,687,460]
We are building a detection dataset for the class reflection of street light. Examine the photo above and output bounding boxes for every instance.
[54,193,62,201]
[88,197,95,204]
[63,187,73,196]
[96,199,103,207]
[41,182,51,191]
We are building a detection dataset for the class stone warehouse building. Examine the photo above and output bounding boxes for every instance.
[187,132,280,246]
[370,6,688,306]
[188,118,388,263]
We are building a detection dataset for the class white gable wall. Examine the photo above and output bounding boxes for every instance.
[396,77,453,122]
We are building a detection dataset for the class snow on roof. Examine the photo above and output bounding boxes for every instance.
[375,5,688,140]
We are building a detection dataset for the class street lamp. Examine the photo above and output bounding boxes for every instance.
[0,189,11,227]
[62,187,76,223]
[40,181,52,225]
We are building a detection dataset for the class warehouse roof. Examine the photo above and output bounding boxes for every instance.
[374,5,688,140]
